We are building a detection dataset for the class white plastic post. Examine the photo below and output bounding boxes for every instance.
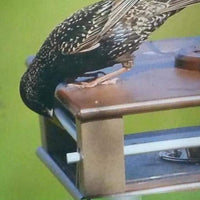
[66,152,81,164]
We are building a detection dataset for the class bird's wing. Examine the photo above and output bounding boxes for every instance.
[60,0,139,55]
[99,0,139,37]
[158,0,200,14]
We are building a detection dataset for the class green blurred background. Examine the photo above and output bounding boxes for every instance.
[1,0,200,199]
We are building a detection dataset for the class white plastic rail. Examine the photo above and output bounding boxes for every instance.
[66,136,200,164]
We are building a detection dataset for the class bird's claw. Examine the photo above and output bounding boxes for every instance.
[67,81,97,89]
[67,77,119,89]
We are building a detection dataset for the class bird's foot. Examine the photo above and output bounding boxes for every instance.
[67,81,98,89]
[67,77,119,89]
[67,67,129,89]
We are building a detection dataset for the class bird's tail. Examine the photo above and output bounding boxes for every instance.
[159,0,200,14]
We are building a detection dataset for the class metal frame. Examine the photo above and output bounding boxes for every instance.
[52,107,200,200]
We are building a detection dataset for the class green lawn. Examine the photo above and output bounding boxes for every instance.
[1,0,200,200]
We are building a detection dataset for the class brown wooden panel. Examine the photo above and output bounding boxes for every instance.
[56,67,200,121]
[76,118,125,196]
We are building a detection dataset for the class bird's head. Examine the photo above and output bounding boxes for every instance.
[23,100,54,117]
[19,71,54,118]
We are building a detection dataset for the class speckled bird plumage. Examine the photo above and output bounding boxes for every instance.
[20,0,200,117]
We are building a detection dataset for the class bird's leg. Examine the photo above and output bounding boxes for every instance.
[99,57,134,85]
[68,57,134,88]
[80,67,130,87]
[68,67,130,89]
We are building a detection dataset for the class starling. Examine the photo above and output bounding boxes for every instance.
[20,0,200,117]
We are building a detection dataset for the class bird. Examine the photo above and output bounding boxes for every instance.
[20,0,200,117]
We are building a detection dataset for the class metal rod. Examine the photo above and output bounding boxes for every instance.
[110,182,200,197]
[36,147,83,200]
[66,136,200,164]
[54,108,77,141]
[107,196,142,200]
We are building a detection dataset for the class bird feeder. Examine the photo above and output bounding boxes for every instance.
[33,37,200,200]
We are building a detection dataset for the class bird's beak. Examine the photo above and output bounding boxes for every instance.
[47,109,54,117]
